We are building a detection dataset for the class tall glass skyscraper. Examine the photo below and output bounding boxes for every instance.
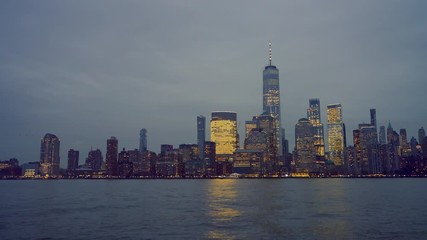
[40,133,60,176]
[210,111,238,158]
[197,115,206,160]
[307,98,325,159]
[327,104,346,166]
[263,42,282,156]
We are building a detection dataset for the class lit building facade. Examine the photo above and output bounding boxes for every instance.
[40,133,60,176]
[106,136,118,176]
[327,104,346,166]
[295,118,316,172]
[307,98,325,159]
[263,42,282,156]
[210,111,238,158]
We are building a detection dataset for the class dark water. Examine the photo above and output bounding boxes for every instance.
[1,179,427,239]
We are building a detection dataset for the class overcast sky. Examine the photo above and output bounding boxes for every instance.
[1,0,426,166]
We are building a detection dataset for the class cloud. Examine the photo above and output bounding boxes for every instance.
[0,0,426,165]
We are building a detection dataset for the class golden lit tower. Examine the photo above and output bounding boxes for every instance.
[327,104,346,166]
[210,111,238,159]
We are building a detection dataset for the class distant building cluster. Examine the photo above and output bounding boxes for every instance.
[2,43,427,179]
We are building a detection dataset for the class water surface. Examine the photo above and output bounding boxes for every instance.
[1,179,426,239]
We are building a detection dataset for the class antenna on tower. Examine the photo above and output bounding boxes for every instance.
[268,40,272,66]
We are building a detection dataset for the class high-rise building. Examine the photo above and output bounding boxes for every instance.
[370,109,377,131]
[294,118,316,172]
[86,149,103,171]
[399,128,410,156]
[139,129,147,153]
[386,122,400,173]
[67,149,79,173]
[263,41,282,156]
[327,104,346,166]
[359,125,379,174]
[40,133,60,176]
[106,136,118,176]
[379,126,386,145]
[210,111,238,159]
[419,127,426,144]
[197,115,206,160]
[307,98,325,159]
[118,148,133,177]
[245,118,258,140]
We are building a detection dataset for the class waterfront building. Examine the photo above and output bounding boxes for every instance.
[244,112,277,173]
[106,136,118,176]
[142,150,157,177]
[359,125,379,174]
[233,149,263,174]
[399,129,411,157]
[67,149,79,173]
[294,118,316,172]
[86,149,103,171]
[386,122,400,173]
[21,162,40,178]
[204,141,216,176]
[197,115,206,160]
[118,148,132,177]
[40,133,60,176]
[157,148,183,177]
[344,146,358,175]
[307,98,325,159]
[139,129,147,153]
[327,104,346,166]
[263,41,282,156]
[210,111,238,160]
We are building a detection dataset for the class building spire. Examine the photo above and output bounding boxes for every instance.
[268,40,272,66]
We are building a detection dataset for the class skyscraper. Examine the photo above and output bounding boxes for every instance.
[210,111,238,159]
[295,118,316,172]
[139,129,147,153]
[327,104,346,166]
[419,127,426,144]
[379,126,386,145]
[197,115,206,160]
[263,41,282,156]
[40,133,60,176]
[67,149,79,173]
[86,149,103,171]
[359,125,379,174]
[106,136,118,176]
[370,109,377,131]
[307,98,325,159]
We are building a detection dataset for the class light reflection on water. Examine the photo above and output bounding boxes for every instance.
[206,179,240,239]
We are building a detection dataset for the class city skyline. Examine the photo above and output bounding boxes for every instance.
[1,1,426,166]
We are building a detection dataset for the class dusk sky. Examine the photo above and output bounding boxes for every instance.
[1,0,426,166]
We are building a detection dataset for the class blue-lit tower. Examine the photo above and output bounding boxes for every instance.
[263,41,282,156]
